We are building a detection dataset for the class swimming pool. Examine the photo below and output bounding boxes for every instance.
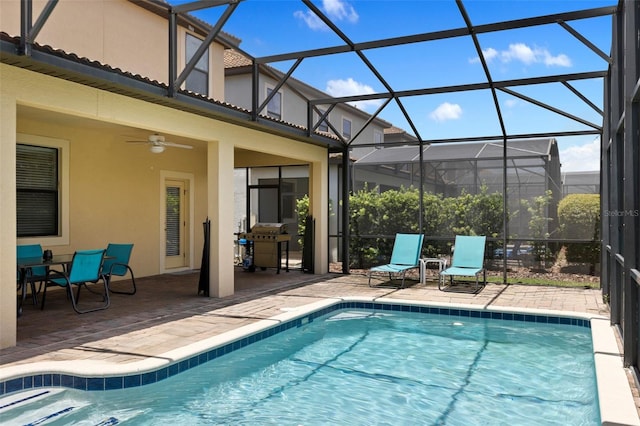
[0,299,637,425]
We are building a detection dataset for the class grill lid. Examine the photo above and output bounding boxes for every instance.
[250,223,288,234]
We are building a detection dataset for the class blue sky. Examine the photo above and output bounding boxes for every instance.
[184,0,615,171]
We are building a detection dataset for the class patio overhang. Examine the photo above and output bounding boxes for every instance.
[0,34,345,152]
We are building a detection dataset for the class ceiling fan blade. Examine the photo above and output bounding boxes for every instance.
[125,140,149,144]
[162,141,193,149]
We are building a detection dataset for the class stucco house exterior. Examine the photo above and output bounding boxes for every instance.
[224,47,391,257]
[0,0,336,349]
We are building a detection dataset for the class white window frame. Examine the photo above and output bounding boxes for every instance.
[185,33,209,96]
[342,117,352,140]
[374,129,383,148]
[266,84,283,120]
[159,170,195,274]
[16,133,70,246]
[317,109,329,133]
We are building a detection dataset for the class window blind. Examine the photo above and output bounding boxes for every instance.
[16,144,59,237]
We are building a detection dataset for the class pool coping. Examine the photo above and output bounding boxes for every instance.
[1,296,638,426]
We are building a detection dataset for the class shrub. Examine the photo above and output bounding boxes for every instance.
[297,186,505,269]
[520,190,556,265]
[558,194,600,271]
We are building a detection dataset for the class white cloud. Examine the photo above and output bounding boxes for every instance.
[293,10,327,30]
[323,0,359,23]
[429,102,463,122]
[542,51,571,67]
[294,0,358,31]
[504,98,519,108]
[559,137,601,172]
[325,78,382,111]
[470,43,572,67]
[501,43,537,64]
[469,47,498,64]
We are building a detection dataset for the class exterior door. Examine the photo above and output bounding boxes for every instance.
[164,179,188,269]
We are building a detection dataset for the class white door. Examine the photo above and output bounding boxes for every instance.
[164,179,189,269]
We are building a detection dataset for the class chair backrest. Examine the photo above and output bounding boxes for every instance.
[389,234,424,266]
[451,235,486,269]
[102,243,134,276]
[68,249,105,283]
[17,244,46,277]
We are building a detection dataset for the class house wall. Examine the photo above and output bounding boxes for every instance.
[225,74,385,144]
[0,0,225,99]
[1,63,329,348]
[15,120,209,278]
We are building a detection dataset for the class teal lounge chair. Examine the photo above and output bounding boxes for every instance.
[368,234,424,288]
[17,244,47,306]
[102,243,136,295]
[42,249,110,313]
[440,235,487,292]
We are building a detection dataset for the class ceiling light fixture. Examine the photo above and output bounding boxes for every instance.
[149,145,165,154]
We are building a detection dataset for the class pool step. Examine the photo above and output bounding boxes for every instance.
[23,405,77,425]
[0,388,117,425]
[0,389,64,415]
[95,416,120,425]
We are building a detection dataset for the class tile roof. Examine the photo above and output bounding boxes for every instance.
[224,49,252,69]
[0,32,342,147]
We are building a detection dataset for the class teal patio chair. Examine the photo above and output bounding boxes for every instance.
[368,234,424,288]
[17,244,47,305]
[102,243,136,295]
[41,249,110,313]
[439,235,487,292]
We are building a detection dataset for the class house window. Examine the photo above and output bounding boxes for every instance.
[318,109,329,133]
[16,144,59,237]
[16,134,69,245]
[374,130,383,148]
[266,86,282,120]
[342,117,352,140]
[185,33,209,96]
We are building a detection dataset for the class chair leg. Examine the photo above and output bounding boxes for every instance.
[75,284,82,304]
[68,279,110,314]
[108,268,137,295]
[29,282,38,305]
[40,284,47,310]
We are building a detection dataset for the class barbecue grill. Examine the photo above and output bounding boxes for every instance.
[238,223,291,273]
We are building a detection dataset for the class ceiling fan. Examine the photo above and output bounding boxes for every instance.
[126,134,193,153]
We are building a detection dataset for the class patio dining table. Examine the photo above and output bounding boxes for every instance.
[16,254,74,316]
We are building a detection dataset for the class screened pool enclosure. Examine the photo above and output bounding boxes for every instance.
[5,0,639,383]
[352,138,561,239]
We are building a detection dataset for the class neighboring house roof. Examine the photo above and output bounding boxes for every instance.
[384,126,418,143]
[562,170,600,183]
[384,126,408,135]
[223,48,392,130]
[224,48,253,69]
[355,138,558,165]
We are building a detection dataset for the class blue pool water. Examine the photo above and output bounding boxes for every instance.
[1,307,599,425]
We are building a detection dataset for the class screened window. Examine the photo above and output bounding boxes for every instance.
[342,117,352,140]
[267,87,282,120]
[318,109,329,133]
[16,144,59,237]
[185,33,209,96]
[374,130,383,148]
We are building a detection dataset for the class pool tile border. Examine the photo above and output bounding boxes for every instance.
[0,300,591,395]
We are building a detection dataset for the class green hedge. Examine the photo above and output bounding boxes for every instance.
[557,194,600,269]
[298,186,505,269]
